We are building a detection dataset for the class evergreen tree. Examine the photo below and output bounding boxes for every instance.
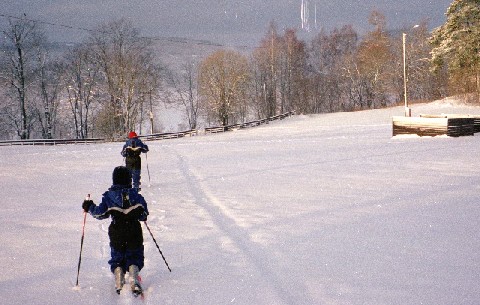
[430,0,480,96]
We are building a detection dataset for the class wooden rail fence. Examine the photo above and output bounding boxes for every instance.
[205,111,295,134]
[139,129,198,141]
[0,112,295,146]
[0,138,105,146]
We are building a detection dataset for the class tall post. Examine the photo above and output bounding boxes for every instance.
[149,111,154,134]
[149,90,154,134]
[403,33,410,117]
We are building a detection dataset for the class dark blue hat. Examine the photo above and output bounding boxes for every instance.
[112,166,131,186]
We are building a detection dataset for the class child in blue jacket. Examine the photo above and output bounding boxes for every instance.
[121,131,149,191]
[82,166,149,296]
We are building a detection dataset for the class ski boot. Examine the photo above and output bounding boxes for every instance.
[114,267,125,294]
[129,265,143,297]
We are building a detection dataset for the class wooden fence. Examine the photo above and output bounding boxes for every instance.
[0,112,295,146]
[138,129,197,141]
[205,111,295,134]
[0,138,105,146]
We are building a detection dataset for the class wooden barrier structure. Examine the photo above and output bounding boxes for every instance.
[205,111,295,134]
[433,114,480,133]
[0,138,105,146]
[392,115,476,137]
[0,111,295,145]
[205,124,241,134]
[139,129,197,141]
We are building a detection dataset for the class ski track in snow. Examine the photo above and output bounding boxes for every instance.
[170,146,313,305]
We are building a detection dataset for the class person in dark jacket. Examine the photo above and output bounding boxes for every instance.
[121,131,149,191]
[82,166,149,295]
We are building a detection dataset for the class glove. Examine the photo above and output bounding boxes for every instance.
[82,200,93,212]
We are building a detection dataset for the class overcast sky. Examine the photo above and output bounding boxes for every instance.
[1,0,452,46]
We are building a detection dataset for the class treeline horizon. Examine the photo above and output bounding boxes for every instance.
[1,1,478,140]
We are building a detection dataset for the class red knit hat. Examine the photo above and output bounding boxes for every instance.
[128,131,138,139]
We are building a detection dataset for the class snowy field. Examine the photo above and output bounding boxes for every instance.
[1,98,480,305]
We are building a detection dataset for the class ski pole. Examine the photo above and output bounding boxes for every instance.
[145,152,151,187]
[144,221,171,272]
[75,194,90,286]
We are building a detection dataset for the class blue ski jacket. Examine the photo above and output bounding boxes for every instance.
[87,185,149,255]
[121,138,149,170]
[87,185,149,223]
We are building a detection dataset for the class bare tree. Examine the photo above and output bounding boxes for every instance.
[35,50,64,139]
[393,21,439,104]
[198,49,250,126]
[0,15,44,139]
[252,22,281,117]
[278,29,308,114]
[309,25,358,112]
[136,62,163,135]
[88,18,161,139]
[354,10,394,109]
[63,45,102,139]
[165,61,200,130]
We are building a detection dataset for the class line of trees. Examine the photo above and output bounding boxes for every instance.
[1,1,479,140]
[0,17,163,140]
[195,14,444,127]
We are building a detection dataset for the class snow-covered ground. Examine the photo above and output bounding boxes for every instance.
[1,98,480,305]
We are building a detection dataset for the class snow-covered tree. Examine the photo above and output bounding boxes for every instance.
[430,0,480,96]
